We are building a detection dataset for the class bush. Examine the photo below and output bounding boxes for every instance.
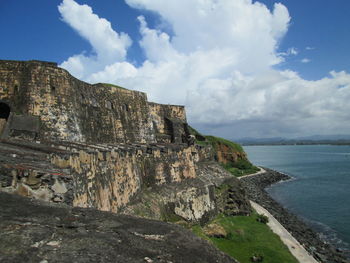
[232,159,254,170]
[256,214,269,224]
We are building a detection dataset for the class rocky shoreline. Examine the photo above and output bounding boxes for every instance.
[240,168,350,263]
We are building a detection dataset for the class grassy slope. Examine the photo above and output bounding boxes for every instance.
[192,213,298,263]
[205,135,244,153]
[188,126,259,177]
[99,83,127,90]
[221,161,260,177]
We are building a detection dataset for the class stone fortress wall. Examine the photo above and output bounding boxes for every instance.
[0,60,250,223]
[0,60,188,144]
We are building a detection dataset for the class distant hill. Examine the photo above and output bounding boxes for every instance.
[235,135,350,146]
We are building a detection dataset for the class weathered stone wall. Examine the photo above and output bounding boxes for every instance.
[148,102,188,143]
[0,139,251,223]
[0,59,252,225]
[0,119,6,135]
[0,140,74,204]
[50,142,197,212]
[123,162,252,223]
[0,140,197,213]
[0,60,188,144]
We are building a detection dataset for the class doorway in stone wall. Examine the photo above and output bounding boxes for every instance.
[0,102,11,136]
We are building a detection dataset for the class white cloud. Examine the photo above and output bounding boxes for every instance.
[278,47,298,58]
[58,0,350,138]
[289,47,298,55]
[306,46,315,50]
[58,0,132,79]
[301,58,311,63]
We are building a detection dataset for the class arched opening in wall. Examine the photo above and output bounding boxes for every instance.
[0,102,11,136]
[0,102,11,120]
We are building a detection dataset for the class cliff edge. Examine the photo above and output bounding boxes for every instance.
[0,60,255,262]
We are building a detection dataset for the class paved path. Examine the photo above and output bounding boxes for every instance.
[238,167,266,179]
[250,201,319,263]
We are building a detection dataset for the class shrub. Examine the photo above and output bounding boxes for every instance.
[256,214,269,224]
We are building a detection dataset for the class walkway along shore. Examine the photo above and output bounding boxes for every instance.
[238,167,266,179]
[239,168,350,263]
[250,200,318,263]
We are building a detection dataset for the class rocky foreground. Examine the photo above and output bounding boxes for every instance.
[0,192,237,263]
[240,168,350,263]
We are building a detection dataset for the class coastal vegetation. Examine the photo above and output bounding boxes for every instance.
[192,213,298,263]
[221,160,260,177]
[189,126,259,177]
[205,135,244,153]
[99,82,127,90]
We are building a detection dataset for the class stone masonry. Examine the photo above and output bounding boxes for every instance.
[0,60,188,144]
[0,60,251,223]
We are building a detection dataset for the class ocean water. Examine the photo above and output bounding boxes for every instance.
[243,145,350,252]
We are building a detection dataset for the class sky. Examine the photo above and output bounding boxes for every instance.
[1,0,350,139]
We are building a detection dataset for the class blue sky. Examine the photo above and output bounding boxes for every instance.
[0,0,145,64]
[1,0,349,80]
[1,0,350,139]
[267,0,350,80]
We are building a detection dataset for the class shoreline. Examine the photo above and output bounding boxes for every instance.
[250,200,318,263]
[240,168,350,263]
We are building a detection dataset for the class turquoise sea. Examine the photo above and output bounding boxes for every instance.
[243,145,350,252]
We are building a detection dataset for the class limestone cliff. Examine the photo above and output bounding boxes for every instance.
[0,59,251,226]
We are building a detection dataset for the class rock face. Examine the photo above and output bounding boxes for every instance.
[0,60,254,262]
[0,59,251,225]
[0,139,198,212]
[0,139,251,224]
[123,162,251,223]
[0,192,237,263]
[215,142,246,165]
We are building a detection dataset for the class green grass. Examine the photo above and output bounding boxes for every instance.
[187,126,259,176]
[187,126,244,153]
[195,140,209,146]
[188,125,203,137]
[99,83,127,90]
[205,135,244,153]
[222,161,260,177]
[188,125,207,143]
[192,214,298,263]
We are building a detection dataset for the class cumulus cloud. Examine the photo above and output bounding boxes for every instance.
[58,0,132,79]
[301,58,311,63]
[58,0,350,138]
